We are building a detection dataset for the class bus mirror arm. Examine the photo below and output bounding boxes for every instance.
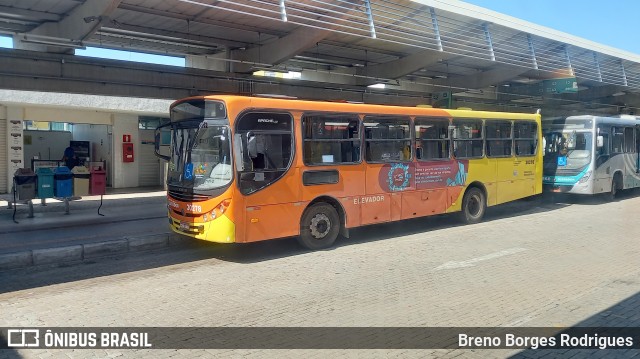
[154,123,171,161]
[247,132,258,158]
[234,134,246,172]
[597,135,604,148]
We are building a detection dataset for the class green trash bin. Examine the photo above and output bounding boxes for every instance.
[36,168,55,198]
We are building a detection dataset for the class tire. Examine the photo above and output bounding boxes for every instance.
[459,187,486,224]
[298,203,341,250]
[607,174,621,201]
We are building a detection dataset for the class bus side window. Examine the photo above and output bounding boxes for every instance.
[302,113,361,165]
[364,116,412,162]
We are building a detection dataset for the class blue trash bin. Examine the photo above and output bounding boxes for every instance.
[36,167,55,198]
[54,166,73,198]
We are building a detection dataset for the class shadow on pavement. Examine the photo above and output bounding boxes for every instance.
[0,195,569,293]
[544,187,640,206]
[509,289,640,358]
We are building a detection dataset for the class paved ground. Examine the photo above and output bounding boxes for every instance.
[1,192,640,358]
[0,188,177,268]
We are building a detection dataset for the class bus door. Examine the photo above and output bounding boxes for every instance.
[486,120,513,204]
[594,125,611,193]
[299,113,365,229]
[361,117,411,225]
[512,121,539,199]
[412,118,452,217]
[234,111,300,242]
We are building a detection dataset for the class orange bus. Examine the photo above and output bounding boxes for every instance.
[155,95,542,249]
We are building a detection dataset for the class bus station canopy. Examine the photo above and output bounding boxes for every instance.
[1,0,640,115]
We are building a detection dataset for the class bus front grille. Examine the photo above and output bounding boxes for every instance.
[543,167,587,177]
[168,189,209,202]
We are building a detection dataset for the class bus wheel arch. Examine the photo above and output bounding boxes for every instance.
[298,197,345,250]
[459,182,487,224]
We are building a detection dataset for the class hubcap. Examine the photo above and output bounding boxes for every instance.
[468,195,481,217]
[309,213,331,239]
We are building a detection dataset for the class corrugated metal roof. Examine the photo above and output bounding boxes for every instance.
[0,0,639,113]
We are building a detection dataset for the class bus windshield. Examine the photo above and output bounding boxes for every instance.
[543,131,592,173]
[167,124,233,191]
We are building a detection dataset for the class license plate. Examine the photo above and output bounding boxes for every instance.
[179,222,190,231]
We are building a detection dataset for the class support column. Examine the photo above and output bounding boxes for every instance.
[5,106,25,194]
[111,114,139,189]
[0,105,7,194]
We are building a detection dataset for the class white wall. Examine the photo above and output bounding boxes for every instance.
[111,114,139,188]
[24,107,112,125]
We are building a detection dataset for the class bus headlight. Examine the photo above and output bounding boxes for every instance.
[578,171,592,184]
[210,198,231,221]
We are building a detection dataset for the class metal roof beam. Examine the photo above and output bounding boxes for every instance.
[14,0,122,53]
[231,27,332,73]
[355,49,458,86]
[430,65,530,89]
[98,22,244,50]
[117,3,281,40]
[0,5,61,22]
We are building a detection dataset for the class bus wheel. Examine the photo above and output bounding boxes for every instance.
[298,203,340,250]
[459,187,486,224]
[608,174,621,201]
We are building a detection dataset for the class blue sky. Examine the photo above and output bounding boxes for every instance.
[75,47,185,67]
[461,0,639,55]
[0,36,184,66]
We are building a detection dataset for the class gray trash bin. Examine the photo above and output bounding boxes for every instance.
[14,168,37,201]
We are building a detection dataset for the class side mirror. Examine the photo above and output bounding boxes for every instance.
[154,123,171,161]
[597,135,604,148]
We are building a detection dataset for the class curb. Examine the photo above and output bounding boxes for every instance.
[0,214,167,234]
[0,232,187,271]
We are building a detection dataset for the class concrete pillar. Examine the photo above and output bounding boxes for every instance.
[5,106,25,194]
[0,105,7,193]
[111,114,139,188]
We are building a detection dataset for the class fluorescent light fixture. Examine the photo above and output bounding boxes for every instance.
[368,83,386,89]
[253,70,301,79]
[612,91,626,97]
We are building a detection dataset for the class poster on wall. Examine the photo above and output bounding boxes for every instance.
[8,119,24,174]
[9,119,22,133]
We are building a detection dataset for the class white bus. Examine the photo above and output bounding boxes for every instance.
[542,115,640,199]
